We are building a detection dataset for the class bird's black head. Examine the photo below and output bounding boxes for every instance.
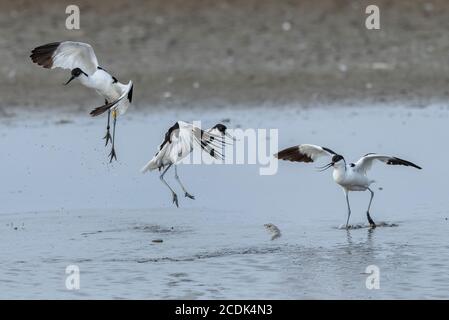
[317,154,345,172]
[210,123,235,141]
[65,68,87,85]
[72,68,84,76]
[331,154,344,164]
[212,124,227,134]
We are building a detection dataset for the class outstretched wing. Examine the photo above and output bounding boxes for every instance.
[275,144,337,163]
[188,122,227,161]
[157,121,227,163]
[30,41,99,75]
[354,153,422,173]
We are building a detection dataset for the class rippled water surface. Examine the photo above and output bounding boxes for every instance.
[1,105,449,299]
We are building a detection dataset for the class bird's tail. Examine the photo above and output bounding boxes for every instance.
[141,158,159,173]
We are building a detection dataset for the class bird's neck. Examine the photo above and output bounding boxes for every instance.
[332,163,347,181]
[78,73,94,86]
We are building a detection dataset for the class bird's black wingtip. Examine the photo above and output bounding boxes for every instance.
[275,146,314,163]
[30,42,61,68]
[390,157,422,170]
[127,84,134,103]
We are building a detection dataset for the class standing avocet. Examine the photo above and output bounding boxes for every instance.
[275,144,422,228]
[30,41,133,162]
[141,121,231,207]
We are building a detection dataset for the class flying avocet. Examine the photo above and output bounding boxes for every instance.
[30,41,133,162]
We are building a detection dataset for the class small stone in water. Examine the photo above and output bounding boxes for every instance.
[282,22,291,31]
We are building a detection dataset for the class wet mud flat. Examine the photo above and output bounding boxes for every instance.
[1,104,449,298]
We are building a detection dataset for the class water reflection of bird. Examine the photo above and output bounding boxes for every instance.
[30,41,133,162]
[275,144,421,229]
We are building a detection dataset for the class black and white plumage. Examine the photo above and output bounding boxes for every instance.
[141,121,231,207]
[30,41,133,162]
[275,144,422,228]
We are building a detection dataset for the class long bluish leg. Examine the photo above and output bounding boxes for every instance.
[103,107,112,146]
[366,188,376,228]
[108,111,117,162]
[174,165,195,199]
[345,190,351,229]
[160,164,178,207]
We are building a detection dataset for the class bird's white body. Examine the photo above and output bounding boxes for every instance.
[142,121,195,172]
[79,69,132,116]
[79,69,118,98]
[332,162,374,192]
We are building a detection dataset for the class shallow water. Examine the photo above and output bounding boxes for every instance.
[1,105,449,299]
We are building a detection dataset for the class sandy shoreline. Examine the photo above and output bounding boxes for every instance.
[1,0,449,115]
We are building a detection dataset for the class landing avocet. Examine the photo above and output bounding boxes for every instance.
[275,144,421,228]
[141,121,231,207]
